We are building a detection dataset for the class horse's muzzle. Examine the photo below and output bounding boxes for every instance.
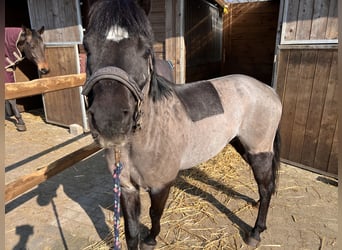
[38,62,50,74]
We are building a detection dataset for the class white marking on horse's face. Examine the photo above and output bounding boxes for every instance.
[106,25,129,41]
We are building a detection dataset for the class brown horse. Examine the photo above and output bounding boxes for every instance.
[82,0,282,249]
[5,26,49,131]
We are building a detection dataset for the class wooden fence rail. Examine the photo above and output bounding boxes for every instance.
[5,73,102,203]
[5,73,86,100]
[5,143,101,203]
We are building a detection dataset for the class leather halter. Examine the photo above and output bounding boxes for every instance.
[82,66,145,130]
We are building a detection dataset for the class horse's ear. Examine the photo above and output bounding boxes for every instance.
[137,0,151,16]
[37,26,45,35]
[21,25,32,36]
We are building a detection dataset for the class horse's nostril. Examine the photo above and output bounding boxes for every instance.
[40,68,50,74]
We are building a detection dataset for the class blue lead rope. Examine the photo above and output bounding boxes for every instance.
[113,150,123,250]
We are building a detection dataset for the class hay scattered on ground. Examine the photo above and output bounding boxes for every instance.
[84,145,258,250]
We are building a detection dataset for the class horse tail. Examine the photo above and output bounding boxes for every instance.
[271,129,281,194]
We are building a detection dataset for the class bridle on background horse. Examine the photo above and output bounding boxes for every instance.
[82,59,153,250]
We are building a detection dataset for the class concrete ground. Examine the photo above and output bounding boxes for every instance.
[5,110,338,250]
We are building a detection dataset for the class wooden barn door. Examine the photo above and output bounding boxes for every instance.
[27,0,87,129]
[274,0,338,177]
[41,45,84,127]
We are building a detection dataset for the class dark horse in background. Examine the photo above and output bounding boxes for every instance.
[5,26,49,131]
[82,0,282,249]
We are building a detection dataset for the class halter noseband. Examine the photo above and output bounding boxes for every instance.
[82,66,145,130]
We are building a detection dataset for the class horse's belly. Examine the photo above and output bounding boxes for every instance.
[179,115,235,170]
[180,144,226,170]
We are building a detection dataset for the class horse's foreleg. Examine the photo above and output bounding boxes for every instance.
[246,152,275,247]
[121,187,141,250]
[143,183,172,247]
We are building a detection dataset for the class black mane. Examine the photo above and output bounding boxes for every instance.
[87,0,173,102]
[150,71,174,102]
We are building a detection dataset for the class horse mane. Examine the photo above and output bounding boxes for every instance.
[88,0,173,102]
[87,0,154,41]
[149,71,174,102]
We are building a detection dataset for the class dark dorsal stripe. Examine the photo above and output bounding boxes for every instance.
[174,81,224,122]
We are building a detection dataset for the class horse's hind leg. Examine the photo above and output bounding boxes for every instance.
[143,183,172,248]
[246,152,276,246]
[121,187,141,250]
[231,132,280,247]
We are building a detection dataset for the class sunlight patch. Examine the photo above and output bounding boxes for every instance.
[106,25,129,41]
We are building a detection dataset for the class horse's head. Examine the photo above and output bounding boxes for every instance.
[82,0,156,147]
[19,26,50,74]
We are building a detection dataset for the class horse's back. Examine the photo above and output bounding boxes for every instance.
[178,74,282,168]
[211,74,282,153]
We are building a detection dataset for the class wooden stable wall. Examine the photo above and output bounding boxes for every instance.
[276,48,338,175]
[281,0,338,43]
[274,0,338,176]
[222,1,279,85]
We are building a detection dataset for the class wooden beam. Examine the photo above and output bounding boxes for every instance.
[5,73,86,100]
[5,142,101,203]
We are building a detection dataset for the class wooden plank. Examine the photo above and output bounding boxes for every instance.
[165,0,177,82]
[165,0,185,83]
[279,50,302,159]
[283,0,300,41]
[313,51,338,171]
[5,143,101,203]
[325,0,338,40]
[288,50,317,162]
[310,0,329,40]
[5,74,86,100]
[301,50,333,167]
[296,0,314,40]
[327,121,338,174]
[275,50,290,101]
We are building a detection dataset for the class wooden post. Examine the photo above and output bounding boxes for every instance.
[165,0,185,84]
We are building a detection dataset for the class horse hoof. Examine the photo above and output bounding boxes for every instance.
[246,235,260,248]
[140,241,156,250]
[143,236,157,246]
[16,123,27,131]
